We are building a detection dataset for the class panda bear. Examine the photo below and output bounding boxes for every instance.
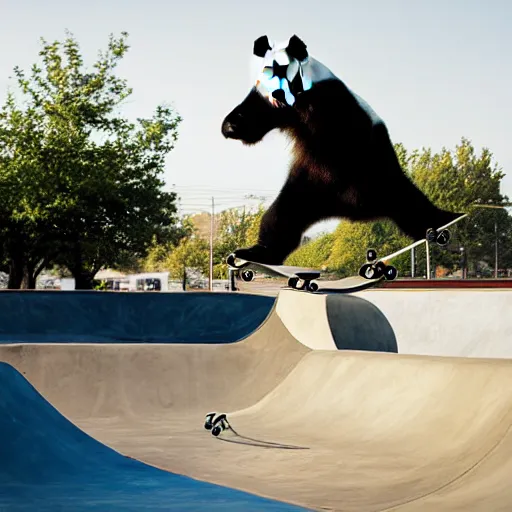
[221,34,462,265]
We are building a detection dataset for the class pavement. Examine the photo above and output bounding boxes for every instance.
[0,287,511,511]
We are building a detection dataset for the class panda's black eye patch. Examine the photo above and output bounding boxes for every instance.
[272,61,288,80]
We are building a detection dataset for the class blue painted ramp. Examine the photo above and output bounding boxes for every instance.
[0,291,274,344]
[0,362,307,511]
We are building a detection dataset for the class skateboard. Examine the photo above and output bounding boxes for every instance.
[226,253,393,293]
[204,412,230,437]
[358,213,468,280]
[204,411,306,448]
[226,253,321,292]
[226,212,468,292]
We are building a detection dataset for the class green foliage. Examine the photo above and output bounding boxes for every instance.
[0,31,183,288]
[326,220,411,277]
[408,138,505,211]
[283,138,511,278]
[117,217,194,274]
[214,208,254,259]
[167,236,209,280]
[285,233,335,269]
[403,138,510,274]
[213,205,266,278]
[245,205,266,247]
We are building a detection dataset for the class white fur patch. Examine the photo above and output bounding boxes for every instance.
[252,39,338,106]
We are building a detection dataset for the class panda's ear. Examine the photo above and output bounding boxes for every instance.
[253,36,272,57]
[286,35,308,62]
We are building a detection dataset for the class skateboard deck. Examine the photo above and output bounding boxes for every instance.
[226,253,321,292]
[226,254,384,293]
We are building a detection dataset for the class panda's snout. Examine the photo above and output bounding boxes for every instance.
[222,119,238,138]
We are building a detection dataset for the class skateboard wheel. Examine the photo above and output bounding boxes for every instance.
[204,412,215,430]
[307,281,319,292]
[436,229,451,246]
[374,261,386,278]
[288,276,299,289]
[384,265,398,281]
[359,263,375,279]
[367,249,377,262]
[211,414,228,436]
[241,269,254,282]
[426,228,437,243]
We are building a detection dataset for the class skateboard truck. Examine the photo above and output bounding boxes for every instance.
[287,273,319,292]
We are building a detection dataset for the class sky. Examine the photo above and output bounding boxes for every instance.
[1,0,511,236]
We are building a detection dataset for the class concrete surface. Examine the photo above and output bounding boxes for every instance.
[1,288,512,511]
[356,288,512,358]
[0,361,307,511]
[276,291,397,352]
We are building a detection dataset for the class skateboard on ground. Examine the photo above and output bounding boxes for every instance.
[226,253,321,292]
[204,412,230,437]
[358,213,468,280]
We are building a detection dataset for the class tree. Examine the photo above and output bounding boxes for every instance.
[245,205,266,247]
[282,138,510,278]
[0,91,56,288]
[115,216,194,274]
[167,236,209,290]
[406,138,510,276]
[0,31,183,289]
[327,220,411,277]
[213,204,266,278]
[285,232,335,269]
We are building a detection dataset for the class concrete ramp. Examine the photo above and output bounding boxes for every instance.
[212,350,512,511]
[1,288,511,510]
[276,290,397,351]
[0,361,306,511]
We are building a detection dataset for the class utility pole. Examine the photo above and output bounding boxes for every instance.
[209,196,214,291]
[495,219,498,279]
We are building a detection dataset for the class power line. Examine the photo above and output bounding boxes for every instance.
[170,185,279,193]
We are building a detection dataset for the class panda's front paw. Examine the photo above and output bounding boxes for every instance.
[234,244,283,265]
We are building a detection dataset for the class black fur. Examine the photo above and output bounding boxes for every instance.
[222,68,462,265]
[253,36,272,58]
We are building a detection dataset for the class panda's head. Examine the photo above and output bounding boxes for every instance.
[251,34,312,107]
[222,35,334,145]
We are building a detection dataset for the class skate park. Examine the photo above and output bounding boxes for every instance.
[1,2,512,510]
[2,282,512,511]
